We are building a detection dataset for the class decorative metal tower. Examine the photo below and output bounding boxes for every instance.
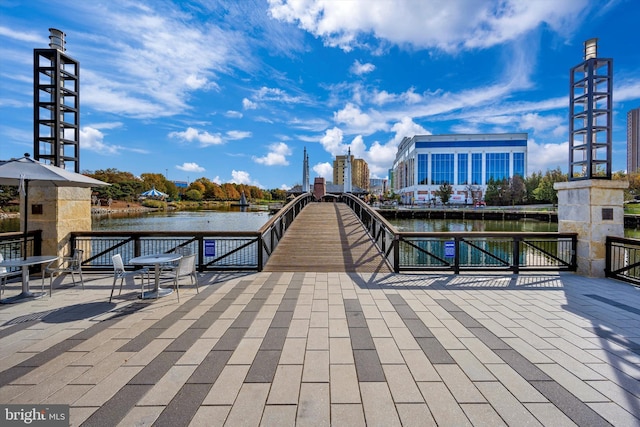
[302,147,310,192]
[568,38,612,180]
[34,28,80,172]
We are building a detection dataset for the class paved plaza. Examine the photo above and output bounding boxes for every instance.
[0,270,639,426]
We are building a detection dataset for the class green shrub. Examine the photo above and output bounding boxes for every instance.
[141,199,166,210]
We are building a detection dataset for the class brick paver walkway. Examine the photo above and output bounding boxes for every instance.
[0,270,639,426]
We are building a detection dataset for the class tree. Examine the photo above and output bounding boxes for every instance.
[524,171,542,204]
[435,182,453,205]
[140,173,169,193]
[222,183,240,200]
[0,185,18,208]
[484,178,503,205]
[508,175,526,206]
[270,189,287,200]
[184,189,203,201]
[532,167,567,204]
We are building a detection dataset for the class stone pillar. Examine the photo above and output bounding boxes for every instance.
[22,184,92,257]
[554,179,627,277]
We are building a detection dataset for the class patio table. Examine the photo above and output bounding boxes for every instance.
[129,253,182,299]
[0,255,59,304]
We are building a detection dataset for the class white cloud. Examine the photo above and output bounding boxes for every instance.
[168,127,223,146]
[230,170,262,187]
[0,26,44,43]
[313,162,333,179]
[225,110,243,118]
[243,98,258,110]
[254,86,304,103]
[53,2,253,119]
[88,121,124,130]
[80,126,120,155]
[280,183,292,190]
[350,60,375,75]
[176,162,205,172]
[253,142,292,166]
[231,170,252,184]
[333,103,388,135]
[268,0,590,52]
[226,130,252,140]
[320,127,347,156]
[527,139,569,174]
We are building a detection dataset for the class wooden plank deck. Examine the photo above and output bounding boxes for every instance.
[263,202,392,273]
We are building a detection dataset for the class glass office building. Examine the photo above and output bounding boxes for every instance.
[392,133,528,204]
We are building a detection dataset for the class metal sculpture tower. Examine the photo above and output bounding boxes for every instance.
[34,28,80,172]
[344,148,353,193]
[568,38,612,180]
[302,147,310,192]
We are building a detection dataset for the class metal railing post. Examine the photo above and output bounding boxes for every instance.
[393,235,400,273]
[454,237,460,274]
[513,237,521,274]
[257,234,264,271]
[604,236,612,277]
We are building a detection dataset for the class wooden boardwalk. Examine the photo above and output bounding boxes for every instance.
[263,202,392,273]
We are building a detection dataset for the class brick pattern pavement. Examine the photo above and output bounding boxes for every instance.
[0,271,639,426]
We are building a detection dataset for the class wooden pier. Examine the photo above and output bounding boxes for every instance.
[264,202,391,273]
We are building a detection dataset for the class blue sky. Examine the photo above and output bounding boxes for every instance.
[1,0,639,190]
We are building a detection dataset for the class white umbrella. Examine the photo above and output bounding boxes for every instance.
[140,187,167,198]
[0,154,109,257]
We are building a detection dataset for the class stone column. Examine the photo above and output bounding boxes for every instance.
[554,179,628,277]
[23,184,92,258]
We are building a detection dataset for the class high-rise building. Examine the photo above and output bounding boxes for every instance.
[628,108,640,173]
[392,133,527,204]
[333,153,370,191]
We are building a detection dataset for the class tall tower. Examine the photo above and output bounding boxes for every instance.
[568,38,612,180]
[344,148,353,193]
[302,147,310,192]
[34,28,80,172]
[628,108,640,173]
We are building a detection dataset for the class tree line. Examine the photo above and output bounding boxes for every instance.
[433,167,637,206]
[82,168,288,203]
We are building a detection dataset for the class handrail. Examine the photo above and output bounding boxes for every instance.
[258,193,315,270]
[69,193,315,272]
[605,236,640,285]
[340,193,578,273]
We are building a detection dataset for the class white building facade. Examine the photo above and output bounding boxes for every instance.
[392,133,528,204]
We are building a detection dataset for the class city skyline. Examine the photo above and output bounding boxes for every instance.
[1,0,640,189]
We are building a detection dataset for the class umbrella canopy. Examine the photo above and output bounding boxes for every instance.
[140,187,168,198]
[0,155,108,187]
[0,154,109,257]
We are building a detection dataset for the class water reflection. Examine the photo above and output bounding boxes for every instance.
[92,210,270,232]
[390,218,558,233]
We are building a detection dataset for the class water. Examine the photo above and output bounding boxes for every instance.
[2,208,640,236]
[91,209,271,231]
[389,217,557,233]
